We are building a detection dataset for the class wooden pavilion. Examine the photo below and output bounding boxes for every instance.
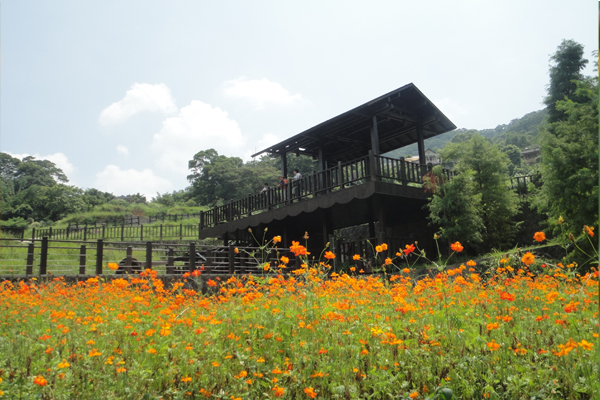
[196,83,456,262]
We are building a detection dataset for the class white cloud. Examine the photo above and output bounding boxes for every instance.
[244,133,281,161]
[99,83,177,126]
[223,77,308,110]
[152,100,246,174]
[8,152,75,177]
[116,145,129,155]
[94,165,172,198]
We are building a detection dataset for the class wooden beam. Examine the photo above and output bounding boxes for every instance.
[370,116,380,156]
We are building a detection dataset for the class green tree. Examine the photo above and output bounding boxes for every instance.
[544,39,588,124]
[427,169,484,250]
[435,135,519,252]
[538,76,598,234]
[501,144,522,176]
[13,156,68,193]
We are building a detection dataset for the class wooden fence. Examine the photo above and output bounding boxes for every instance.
[0,237,298,276]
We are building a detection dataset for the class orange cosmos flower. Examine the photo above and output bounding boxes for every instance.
[384,258,392,265]
[33,375,47,386]
[207,279,217,287]
[486,340,501,351]
[234,247,239,254]
[57,359,70,369]
[578,340,594,351]
[116,367,127,373]
[533,232,546,242]
[324,251,336,260]
[304,387,318,398]
[375,245,383,253]
[584,225,594,237]
[181,376,192,383]
[318,348,328,354]
[290,241,308,256]
[352,254,361,261]
[409,392,419,399]
[147,348,157,354]
[403,268,410,273]
[403,244,415,255]
[108,262,119,271]
[521,252,535,266]
[466,260,476,267]
[500,291,516,301]
[88,348,102,357]
[273,236,282,244]
[272,385,285,397]
[450,242,463,252]
[263,263,270,271]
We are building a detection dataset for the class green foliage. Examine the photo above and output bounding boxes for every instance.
[543,39,588,124]
[537,76,599,235]
[427,169,484,249]
[501,144,522,176]
[430,135,519,252]
[187,149,280,205]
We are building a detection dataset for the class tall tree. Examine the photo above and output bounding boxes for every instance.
[538,76,598,234]
[543,39,588,124]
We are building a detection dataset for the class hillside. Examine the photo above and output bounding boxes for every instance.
[385,109,547,158]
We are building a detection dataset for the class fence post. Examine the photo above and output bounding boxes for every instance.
[26,243,34,276]
[213,206,217,226]
[40,237,49,275]
[145,242,153,270]
[205,250,213,267]
[160,224,163,241]
[125,246,133,274]
[95,239,104,275]
[66,225,70,239]
[121,224,124,242]
[229,245,235,274]
[141,225,144,241]
[399,157,408,186]
[200,212,205,230]
[49,227,53,239]
[79,245,86,275]
[248,193,253,215]
[84,225,88,242]
[167,248,174,274]
[31,228,36,241]
[189,243,196,273]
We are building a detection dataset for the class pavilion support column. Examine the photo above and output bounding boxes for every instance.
[321,209,333,249]
[416,123,426,177]
[317,144,325,172]
[370,115,380,156]
[280,152,288,179]
[374,196,387,247]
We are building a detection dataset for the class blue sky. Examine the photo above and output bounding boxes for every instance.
[1,1,597,198]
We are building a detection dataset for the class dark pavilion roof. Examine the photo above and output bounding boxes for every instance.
[251,83,457,164]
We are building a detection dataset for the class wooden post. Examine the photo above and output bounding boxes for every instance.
[79,245,86,275]
[84,225,88,242]
[140,225,144,241]
[228,245,235,274]
[248,193,253,215]
[49,227,53,239]
[121,224,125,242]
[26,243,34,276]
[368,150,379,182]
[40,237,49,275]
[125,246,133,274]
[200,212,205,230]
[31,228,36,241]
[239,251,246,274]
[205,250,213,267]
[66,225,70,239]
[338,161,344,189]
[145,242,153,270]
[399,157,408,186]
[102,225,105,239]
[167,248,174,274]
[160,224,163,241]
[370,115,380,155]
[180,224,183,240]
[213,206,217,226]
[189,243,196,273]
[95,239,103,275]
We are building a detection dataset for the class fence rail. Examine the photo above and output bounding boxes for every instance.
[0,237,298,276]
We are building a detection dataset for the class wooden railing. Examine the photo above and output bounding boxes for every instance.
[198,153,447,230]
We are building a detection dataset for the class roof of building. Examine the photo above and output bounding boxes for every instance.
[251,83,456,164]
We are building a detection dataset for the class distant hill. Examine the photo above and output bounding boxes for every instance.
[385,109,547,158]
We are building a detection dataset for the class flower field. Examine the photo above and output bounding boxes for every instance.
[0,240,598,399]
